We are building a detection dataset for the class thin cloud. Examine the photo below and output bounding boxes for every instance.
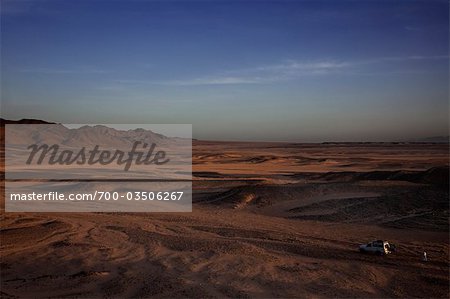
[160,76,268,86]
[111,54,449,87]
[359,55,449,65]
[18,68,108,74]
[254,60,350,72]
[159,60,350,86]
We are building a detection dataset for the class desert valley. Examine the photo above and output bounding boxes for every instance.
[0,122,449,298]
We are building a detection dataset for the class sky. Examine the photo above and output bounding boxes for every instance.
[1,0,448,142]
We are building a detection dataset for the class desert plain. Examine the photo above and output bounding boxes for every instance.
[1,139,449,298]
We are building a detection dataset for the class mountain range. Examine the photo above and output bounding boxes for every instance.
[2,120,177,148]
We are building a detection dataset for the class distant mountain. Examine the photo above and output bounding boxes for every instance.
[4,122,177,148]
[322,136,450,144]
[410,136,449,144]
[0,118,55,126]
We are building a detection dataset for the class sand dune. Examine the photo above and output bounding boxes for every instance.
[1,207,448,298]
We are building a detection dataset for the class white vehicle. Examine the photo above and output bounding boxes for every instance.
[359,240,395,255]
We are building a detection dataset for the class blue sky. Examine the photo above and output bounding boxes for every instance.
[1,0,448,141]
